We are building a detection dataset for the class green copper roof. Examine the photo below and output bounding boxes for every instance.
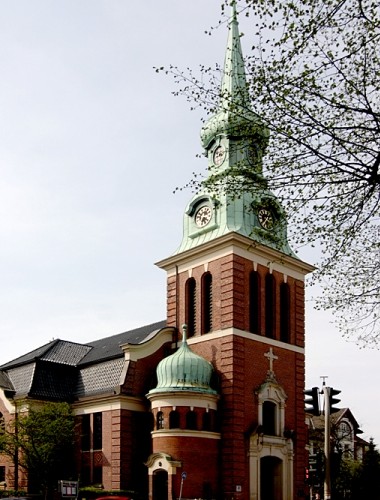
[148,325,217,395]
[200,2,268,150]
[173,3,296,259]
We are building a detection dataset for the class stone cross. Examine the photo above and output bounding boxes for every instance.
[264,347,278,373]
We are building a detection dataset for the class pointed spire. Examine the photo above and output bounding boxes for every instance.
[200,2,265,150]
[220,1,251,111]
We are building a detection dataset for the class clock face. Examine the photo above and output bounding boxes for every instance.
[195,205,213,228]
[258,208,274,230]
[213,145,226,166]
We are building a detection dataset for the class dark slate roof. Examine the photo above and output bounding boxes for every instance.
[40,340,92,366]
[75,358,125,398]
[0,320,167,370]
[6,363,36,396]
[29,361,78,401]
[0,340,59,370]
[0,370,14,391]
[78,320,167,366]
[0,320,169,400]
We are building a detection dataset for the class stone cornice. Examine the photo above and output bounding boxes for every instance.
[157,232,315,281]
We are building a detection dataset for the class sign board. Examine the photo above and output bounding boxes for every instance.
[59,480,78,498]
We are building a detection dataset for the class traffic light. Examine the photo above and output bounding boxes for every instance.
[304,467,310,484]
[329,387,341,414]
[304,387,320,416]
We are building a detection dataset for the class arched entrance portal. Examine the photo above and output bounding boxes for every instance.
[260,456,283,500]
[153,470,168,500]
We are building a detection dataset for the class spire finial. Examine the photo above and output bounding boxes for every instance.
[220,0,250,111]
[231,0,237,21]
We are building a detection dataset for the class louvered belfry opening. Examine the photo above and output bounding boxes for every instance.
[202,272,213,334]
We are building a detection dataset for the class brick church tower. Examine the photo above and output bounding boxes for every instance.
[147,4,314,500]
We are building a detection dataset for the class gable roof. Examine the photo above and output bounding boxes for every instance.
[0,320,169,400]
[0,320,167,371]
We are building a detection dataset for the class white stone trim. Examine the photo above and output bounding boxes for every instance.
[151,429,221,440]
[145,452,181,475]
[73,395,146,415]
[156,232,314,281]
[187,327,304,354]
[121,327,174,362]
[148,392,219,410]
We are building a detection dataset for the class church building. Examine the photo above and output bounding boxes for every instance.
[0,5,314,500]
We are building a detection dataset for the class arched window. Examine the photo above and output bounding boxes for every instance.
[262,401,276,436]
[280,282,290,343]
[186,410,197,430]
[185,278,196,337]
[157,411,164,430]
[169,410,180,429]
[265,273,276,338]
[202,272,213,334]
[338,421,352,440]
[202,411,211,431]
[249,271,260,334]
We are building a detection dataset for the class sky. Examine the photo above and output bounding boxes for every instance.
[0,1,379,445]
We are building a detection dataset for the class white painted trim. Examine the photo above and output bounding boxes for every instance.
[147,393,219,410]
[121,327,174,362]
[152,429,221,440]
[156,233,314,281]
[187,328,305,354]
[73,395,146,415]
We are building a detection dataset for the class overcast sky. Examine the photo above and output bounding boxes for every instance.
[0,1,379,445]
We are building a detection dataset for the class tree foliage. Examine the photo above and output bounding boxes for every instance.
[0,402,75,496]
[162,0,380,345]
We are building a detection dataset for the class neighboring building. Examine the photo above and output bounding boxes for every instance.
[307,408,368,462]
[0,5,316,500]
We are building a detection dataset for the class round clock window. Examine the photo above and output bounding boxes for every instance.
[195,205,213,228]
[213,145,226,166]
[258,208,274,230]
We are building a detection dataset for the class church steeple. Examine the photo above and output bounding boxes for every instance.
[173,2,294,257]
[200,1,269,171]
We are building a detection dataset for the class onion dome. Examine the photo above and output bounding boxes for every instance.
[200,2,269,150]
[149,325,217,395]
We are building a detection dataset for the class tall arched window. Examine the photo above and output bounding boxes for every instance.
[169,410,180,429]
[185,278,196,337]
[262,401,277,436]
[202,272,213,334]
[265,273,276,338]
[156,411,164,430]
[186,410,197,430]
[202,411,211,431]
[249,271,260,334]
[280,282,290,343]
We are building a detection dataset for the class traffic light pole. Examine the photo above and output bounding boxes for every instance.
[323,386,331,500]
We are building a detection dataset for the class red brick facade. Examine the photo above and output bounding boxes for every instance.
[157,237,312,499]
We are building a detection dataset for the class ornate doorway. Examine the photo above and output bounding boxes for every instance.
[153,470,168,500]
[260,456,283,500]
